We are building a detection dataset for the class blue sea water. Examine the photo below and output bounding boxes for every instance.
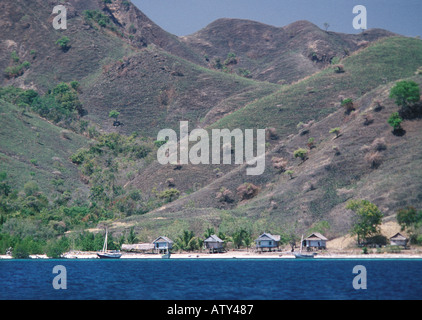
[0,259,421,300]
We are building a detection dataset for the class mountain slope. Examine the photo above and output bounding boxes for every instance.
[0,98,90,196]
[182,19,395,83]
[80,46,279,136]
[114,75,422,239]
[211,37,422,134]
[112,37,422,239]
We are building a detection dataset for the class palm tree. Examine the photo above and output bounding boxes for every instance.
[175,230,196,251]
[203,227,215,239]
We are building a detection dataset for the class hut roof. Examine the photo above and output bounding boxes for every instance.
[121,243,154,251]
[153,236,174,244]
[255,233,281,242]
[390,233,408,241]
[204,234,224,243]
[305,233,328,241]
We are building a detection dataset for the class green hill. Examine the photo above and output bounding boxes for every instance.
[210,37,422,134]
[0,97,90,195]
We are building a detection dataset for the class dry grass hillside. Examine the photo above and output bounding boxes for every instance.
[182,19,395,83]
[115,75,422,241]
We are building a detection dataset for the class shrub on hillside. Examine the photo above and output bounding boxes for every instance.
[216,187,235,203]
[341,98,355,114]
[389,80,420,109]
[236,183,259,200]
[364,151,383,169]
[55,36,70,51]
[370,138,387,152]
[284,170,294,179]
[329,127,341,138]
[266,127,278,140]
[333,64,345,73]
[4,61,30,79]
[387,112,403,133]
[294,148,308,161]
[363,113,374,126]
[271,157,288,173]
[159,188,180,203]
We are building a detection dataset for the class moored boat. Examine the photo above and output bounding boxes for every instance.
[294,235,316,259]
[97,228,122,259]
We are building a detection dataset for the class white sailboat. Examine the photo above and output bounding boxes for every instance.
[97,228,122,259]
[294,235,316,259]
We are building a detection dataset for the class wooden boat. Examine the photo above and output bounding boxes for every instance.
[294,235,316,259]
[97,228,122,259]
[161,248,171,259]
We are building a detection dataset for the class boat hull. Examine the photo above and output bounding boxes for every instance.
[97,252,122,259]
[294,253,316,259]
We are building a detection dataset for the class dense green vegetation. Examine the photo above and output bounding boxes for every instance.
[3,51,30,79]
[0,83,84,125]
[397,206,422,244]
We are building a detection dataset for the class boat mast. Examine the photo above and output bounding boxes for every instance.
[102,228,108,252]
[300,235,304,253]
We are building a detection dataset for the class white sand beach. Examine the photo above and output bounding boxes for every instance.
[2,250,422,260]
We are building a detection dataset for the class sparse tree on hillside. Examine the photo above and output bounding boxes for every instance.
[387,112,403,132]
[396,206,422,244]
[109,110,120,121]
[389,80,420,109]
[346,199,383,245]
[329,127,341,138]
[293,148,308,162]
[341,98,355,113]
[285,170,294,180]
[55,36,70,51]
[323,22,330,31]
[109,110,122,127]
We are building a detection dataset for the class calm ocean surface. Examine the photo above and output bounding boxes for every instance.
[1,259,421,300]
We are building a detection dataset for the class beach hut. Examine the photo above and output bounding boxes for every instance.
[121,243,155,253]
[153,236,174,253]
[303,233,328,250]
[204,234,225,253]
[255,233,281,252]
[389,233,408,248]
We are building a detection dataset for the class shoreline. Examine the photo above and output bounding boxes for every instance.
[2,251,422,260]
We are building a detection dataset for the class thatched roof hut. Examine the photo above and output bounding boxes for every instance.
[255,233,281,251]
[121,243,154,253]
[303,233,328,250]
[389,233,408,247]
[204,235,225,253]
